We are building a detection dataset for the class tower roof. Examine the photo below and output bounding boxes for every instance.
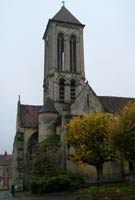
[52,6,82,25]
[43,6,85,39]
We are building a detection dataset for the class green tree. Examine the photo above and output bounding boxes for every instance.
[66,112,114,182]
[109,102,135,163]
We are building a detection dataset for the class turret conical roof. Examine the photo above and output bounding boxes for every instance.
[40,96,58,113]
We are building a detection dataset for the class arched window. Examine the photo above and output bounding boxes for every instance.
[59,79,65,102]
[57,33,64,72]
[27,132,38,160]
[70,80,76,101]
[70,35,76,73]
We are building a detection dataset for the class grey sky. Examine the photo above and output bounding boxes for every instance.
[0,0,135,154]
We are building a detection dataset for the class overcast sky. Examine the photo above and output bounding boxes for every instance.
[0,0,135,154]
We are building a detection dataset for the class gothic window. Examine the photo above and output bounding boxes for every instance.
[70,35,76,73]
[27,132,38,161]
[57,33,64,72]
[59,79,65,102]
[70,80,76,101]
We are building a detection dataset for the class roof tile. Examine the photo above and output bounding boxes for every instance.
[20,105,41,128]
[98,96,135,113]
[0,154,12,166]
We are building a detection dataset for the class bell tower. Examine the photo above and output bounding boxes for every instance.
[43,5,85,112]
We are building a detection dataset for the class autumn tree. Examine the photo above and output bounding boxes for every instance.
[109,101,135,165]
[66,112,114,182]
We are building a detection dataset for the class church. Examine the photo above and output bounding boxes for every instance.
[12,5,135,190]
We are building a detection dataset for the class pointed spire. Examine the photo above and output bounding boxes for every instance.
[52,6,83,25]
[43,5,85,39]
[17,95,21,127]
[18,95,21,105]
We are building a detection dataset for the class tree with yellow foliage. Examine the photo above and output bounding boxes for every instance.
[66,112,114,182]
[109,102,135,163]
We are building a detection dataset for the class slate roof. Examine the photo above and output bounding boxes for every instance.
[52,6,83,25]
[19,98,57,128]
[43,6,84,39]
[0,154,12,166]
[20,105,41,128]
[98,96,135,113]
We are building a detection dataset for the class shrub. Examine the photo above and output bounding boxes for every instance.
[67,171,86,189]
[29,172,85,194]
[29,176,47,193]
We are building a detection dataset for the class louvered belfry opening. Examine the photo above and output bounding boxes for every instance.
[57,33,64,72]
[59,79,65,102]
[70,79,76,101]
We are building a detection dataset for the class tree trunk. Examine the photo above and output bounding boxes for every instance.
[95,163,103,184]
[129,161,135,182]
[120,158,125,180]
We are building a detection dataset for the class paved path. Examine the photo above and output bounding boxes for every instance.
[14,192,74,200]
[0,190,10,200]
[0,191,75,200]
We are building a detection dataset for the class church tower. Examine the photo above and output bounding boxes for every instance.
[38,4,87,170]
[42,4,85,113]
[39,4,103,144]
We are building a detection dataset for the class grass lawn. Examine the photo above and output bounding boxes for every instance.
[75,181,135,200]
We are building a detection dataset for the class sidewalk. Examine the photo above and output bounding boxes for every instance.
[9,191,75,200]
[6,191,15,200]
[0,190,12,200]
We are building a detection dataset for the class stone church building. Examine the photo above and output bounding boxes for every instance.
[12,5,135,190]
